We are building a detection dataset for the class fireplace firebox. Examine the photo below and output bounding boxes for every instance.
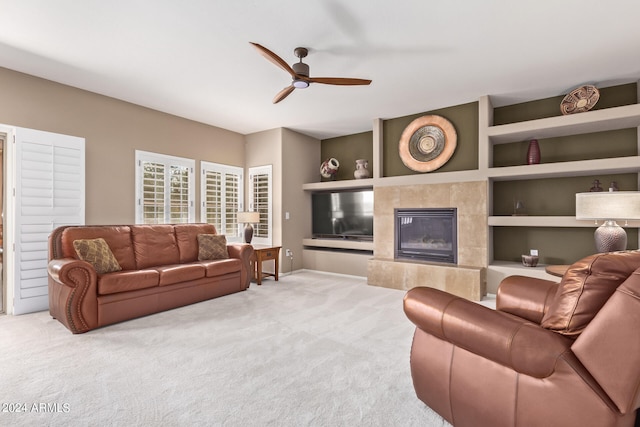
[394,208,457,264]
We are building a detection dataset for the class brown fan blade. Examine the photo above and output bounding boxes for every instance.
[307,77,372,86]
[250,42,297,78]
[273,85,295,104]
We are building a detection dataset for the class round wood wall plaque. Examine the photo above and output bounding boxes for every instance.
[399,115,457,172]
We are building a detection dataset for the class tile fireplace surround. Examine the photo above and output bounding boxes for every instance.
[368,181,487,301]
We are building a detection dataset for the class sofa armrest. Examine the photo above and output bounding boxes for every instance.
[227,244,254,289]
[48,258,99,333]
[404,287,573,378]
[497,275,559,324]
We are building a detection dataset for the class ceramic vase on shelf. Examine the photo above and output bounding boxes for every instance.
[320,157,339,180]
[527,139,541,165]
[353,159,370,179]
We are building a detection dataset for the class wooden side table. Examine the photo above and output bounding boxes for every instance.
[252,245,281,285]
[545,264,570,278]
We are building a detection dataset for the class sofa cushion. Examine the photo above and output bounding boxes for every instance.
[73,238,122,274]
[131,225,180,269]
[197,234,229,261]
[541,250,640,336]
[98,269,159,295]
[175,224,218,263]
[154,264,206,286]
[61,226,136,270]
[201,258,242,277]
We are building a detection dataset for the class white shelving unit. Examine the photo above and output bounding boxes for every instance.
[480,91,640,286]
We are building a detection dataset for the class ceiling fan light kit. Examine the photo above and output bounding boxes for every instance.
[250,42,371,103]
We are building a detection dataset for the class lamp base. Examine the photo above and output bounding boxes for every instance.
[594,220,627,253]
[243,224,254,244]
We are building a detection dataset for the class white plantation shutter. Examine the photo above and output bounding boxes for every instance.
[200,162,243,241]
[169,164,190,223]
[141,161,165,223]
[10,127,85,315]
[248,165,272,246]
[135,151,195,224]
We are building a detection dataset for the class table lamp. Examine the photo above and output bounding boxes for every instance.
[575,191,640,253]
[237,211,260,244]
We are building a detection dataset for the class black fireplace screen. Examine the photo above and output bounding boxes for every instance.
[394,208,457,264]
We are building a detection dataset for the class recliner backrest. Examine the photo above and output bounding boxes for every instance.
[541,250,640,337]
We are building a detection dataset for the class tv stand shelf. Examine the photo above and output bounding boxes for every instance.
[303,238,374,252]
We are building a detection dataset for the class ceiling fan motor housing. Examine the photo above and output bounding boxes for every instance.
[292,62,309,77]
[292,62,310,88]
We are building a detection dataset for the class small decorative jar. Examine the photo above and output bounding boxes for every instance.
[353,159,370,179]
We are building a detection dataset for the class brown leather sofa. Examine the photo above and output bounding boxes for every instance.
[403,250,640,427]
[48,224,253,334]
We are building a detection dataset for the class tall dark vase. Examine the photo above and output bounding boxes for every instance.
[527,139,541,165]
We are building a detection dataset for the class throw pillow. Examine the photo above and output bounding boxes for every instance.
[541,250,640,337]
[197,234,229,261]
[73,238,122,274]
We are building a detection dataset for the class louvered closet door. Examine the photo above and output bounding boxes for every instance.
[13,128,85,315]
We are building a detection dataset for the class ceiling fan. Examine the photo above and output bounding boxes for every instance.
[250,42,372,104]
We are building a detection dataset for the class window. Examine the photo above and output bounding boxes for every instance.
[135,151,195,224]
[248,165,272,245]
[201,162,243,240]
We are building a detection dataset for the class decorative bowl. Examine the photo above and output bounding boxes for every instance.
[560,85,600,115]
[521,255,539,267]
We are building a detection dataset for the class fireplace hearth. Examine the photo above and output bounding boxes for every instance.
[394,208,457,264]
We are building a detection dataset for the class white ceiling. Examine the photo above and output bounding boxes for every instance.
[1,0,639,140]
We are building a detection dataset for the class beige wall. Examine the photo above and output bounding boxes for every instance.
[245,127,320,273]
[0,67,245,224]
[245,128,283,251]
[281,128,320,272]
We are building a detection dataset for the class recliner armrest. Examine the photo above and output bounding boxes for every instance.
[404,287,573,378]
[497,275,559,324]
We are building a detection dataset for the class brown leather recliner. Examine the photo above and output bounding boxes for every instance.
[403,250,640,427]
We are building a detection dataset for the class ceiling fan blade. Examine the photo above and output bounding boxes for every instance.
[273,85,295,104]
[250,42,297,78]
[308,77,372,86]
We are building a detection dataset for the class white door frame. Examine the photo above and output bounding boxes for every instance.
[0,126,8,314]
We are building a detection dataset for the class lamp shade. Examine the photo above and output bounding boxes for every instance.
[237,211,260,224]
[576,192,640,220]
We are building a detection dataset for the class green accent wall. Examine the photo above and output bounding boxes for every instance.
[493,173,639,216]
[494,227,639,265]
[493,84,638,167]
[493,83,637,125]
[492,128,637,167]
[382,102,479,176]
[319,101,479,179]
[320,131,373,181]
[492,82,638,263]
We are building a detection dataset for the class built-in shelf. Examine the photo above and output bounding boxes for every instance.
[302,170,485,191]
[487,156,640,181]
[487,103,640,144]
[302,179,373,191]
[489,216,640,228]
[487,261,559,282]
[481,91,640,292]
[303,238,374,252]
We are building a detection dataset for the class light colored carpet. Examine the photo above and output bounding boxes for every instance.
[0,271,451,427]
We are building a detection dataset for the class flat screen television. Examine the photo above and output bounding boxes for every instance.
[311,189,373,240]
